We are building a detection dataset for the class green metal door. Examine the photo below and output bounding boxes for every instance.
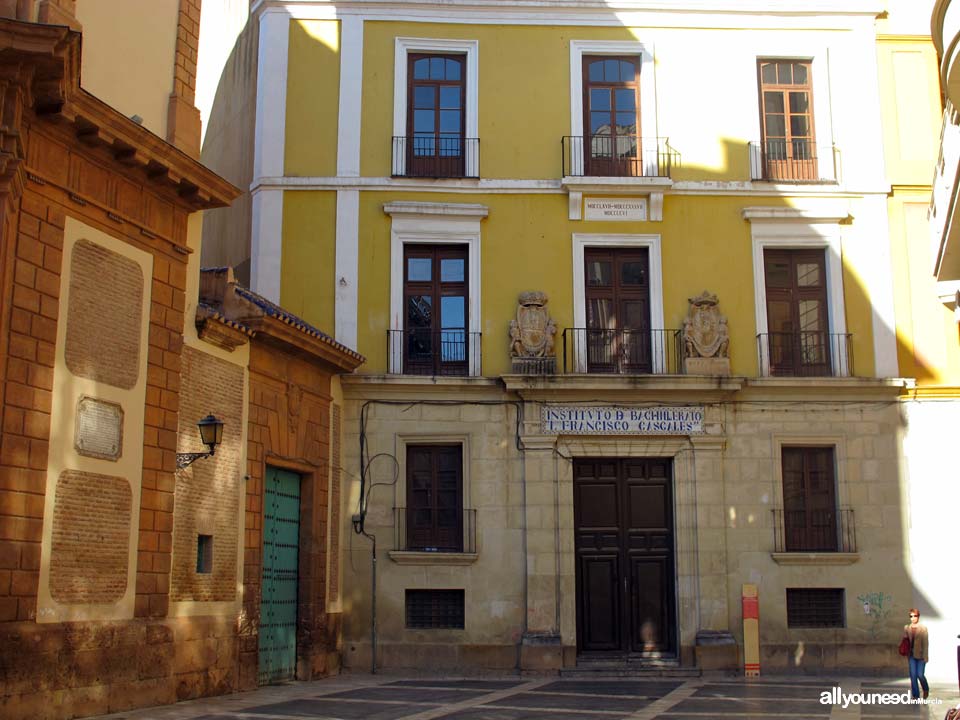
[258,467,300,684]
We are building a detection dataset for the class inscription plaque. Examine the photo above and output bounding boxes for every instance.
[584,198,647,221]
[541,405,704,435]
[75,396,123,460]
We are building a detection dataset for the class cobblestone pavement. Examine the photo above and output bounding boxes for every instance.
[92,675,960,720]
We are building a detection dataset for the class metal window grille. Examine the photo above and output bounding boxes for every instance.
[786,588,845,628]
[405,589,465,629]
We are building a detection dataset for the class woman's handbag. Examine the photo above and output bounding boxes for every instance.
[898,636,911,656]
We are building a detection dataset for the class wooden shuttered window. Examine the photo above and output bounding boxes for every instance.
[406,445,463,552]
[781,446,838,552]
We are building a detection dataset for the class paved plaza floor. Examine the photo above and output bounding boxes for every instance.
[91,674,960,720]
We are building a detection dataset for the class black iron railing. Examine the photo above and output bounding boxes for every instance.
[749,140,839,183]
[392,136,480,178]
[387,329,480,376]
[757,332,852,377]
[394,507,477,554]
[562,328,682,374]
[773,507,856,553]
[562,135,678,178]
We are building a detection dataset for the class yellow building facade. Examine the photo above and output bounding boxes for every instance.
[198,0,957,675]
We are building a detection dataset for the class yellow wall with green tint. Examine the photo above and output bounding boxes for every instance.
[286,20,341,176]
[281,191,337,332]
[347,192,878,377]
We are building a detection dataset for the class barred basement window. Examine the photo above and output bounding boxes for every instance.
[786,588,845,628]
[405,589,465,629]
[197,534,213,574]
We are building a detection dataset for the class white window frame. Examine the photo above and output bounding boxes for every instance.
[394,37,479,178]
[751,42,836,182]
[571,233,665,374]
[747,216,848,377]
[386,202,486,376]
[569,40,658,177]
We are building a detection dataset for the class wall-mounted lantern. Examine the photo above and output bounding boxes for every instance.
[176,414,224,469]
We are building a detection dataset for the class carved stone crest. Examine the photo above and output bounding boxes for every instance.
[510,291,557,374]
[682,290,730,376]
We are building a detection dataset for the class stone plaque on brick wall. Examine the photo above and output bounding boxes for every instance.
[541,405,704,435]
[74,396,123,460]
[65,239,144,390]
[50,470,132,604]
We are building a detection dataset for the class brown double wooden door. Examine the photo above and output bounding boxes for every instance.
[574,458,675,655]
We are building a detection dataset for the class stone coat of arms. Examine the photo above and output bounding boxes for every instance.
[682,290,730,376]
[510,291,556,358]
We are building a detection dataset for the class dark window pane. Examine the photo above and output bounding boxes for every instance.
[439,86,461,110]
[591,113,611,134]
[589,60,604,82]
[793,63,808,85]
[407,295,432,327]
[615,88,636,112]
[789,91,809,114]
[438,134,461,157]
[761,62,776,84]
[620,60,635,82]
[764,91,785,114]
[439,109,460,133]
[621,300,647,329]
[621,261,646,285]
[590,88,610,111]
[413,135,435,156]
[777,61,793,84]
[414,85,435,109]
[445,58,461,81]
[765,114,786,137]
[587,298,613,329]
[587,260,612,286]
[790,115,810,138]
[440,296,465,330]
[413,58,429,79]
[430,56,445,79]
[414,109,434,133]
[604,58,619,81]
[440,258,465,282]
[616,112,636,132]
[408,257,432,281]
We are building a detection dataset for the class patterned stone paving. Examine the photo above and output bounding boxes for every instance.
[93,675,960,720]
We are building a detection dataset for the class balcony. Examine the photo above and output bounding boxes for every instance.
[773,507,856,554]
[757,332,853,377]
[562,135,678,178]
[392,136,480,179]
[561,328,682,374]
[387,329,481,377]
[749,140,839,183]
[394,507,477,554]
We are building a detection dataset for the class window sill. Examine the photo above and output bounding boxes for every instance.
[389,551,479,566]
[771,552,859,566]
[562,175,673,194]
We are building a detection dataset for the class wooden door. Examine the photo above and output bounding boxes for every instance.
[574,458,675,655]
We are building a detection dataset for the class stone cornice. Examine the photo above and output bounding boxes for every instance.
[0,18,239,211]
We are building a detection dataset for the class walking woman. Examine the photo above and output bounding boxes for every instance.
[903,608,929,700]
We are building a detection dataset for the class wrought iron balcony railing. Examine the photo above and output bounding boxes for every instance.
[394,507,477,554]
[562,135,678,178]
[392,136,480,178]
[749,140,839,183]
[757,332,853,377]
[773,507,856,553]
[387,329,481,377]
[562,328,682,374]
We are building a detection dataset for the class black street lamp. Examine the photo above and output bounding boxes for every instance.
[176,414,225,469]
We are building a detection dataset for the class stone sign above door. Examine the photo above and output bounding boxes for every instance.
[540,405,705,435]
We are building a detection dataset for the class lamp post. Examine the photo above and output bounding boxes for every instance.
[176,414,225,469]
